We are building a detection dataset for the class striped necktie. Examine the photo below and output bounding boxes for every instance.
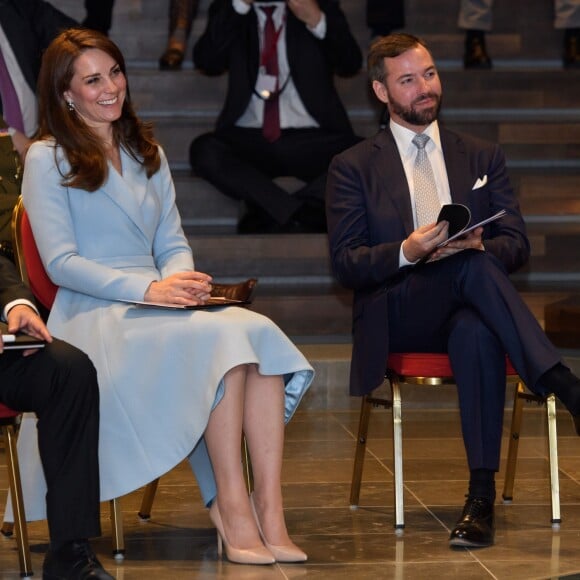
[412,133,440,227]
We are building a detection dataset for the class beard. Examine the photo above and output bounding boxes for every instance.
[388,90,442,126]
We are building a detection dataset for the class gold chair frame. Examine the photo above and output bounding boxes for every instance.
[0,411,33,576]
[350,363,561,530]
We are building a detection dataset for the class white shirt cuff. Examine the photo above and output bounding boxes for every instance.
[233,0,250,14]
[3,299,39,322]
[399,242,418,267]
[308,12,326,38]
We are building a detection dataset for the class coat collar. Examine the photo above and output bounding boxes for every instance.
[100,148,150,238]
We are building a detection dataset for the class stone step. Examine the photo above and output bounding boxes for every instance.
[153,115,580,168]
[51,0,571,63]
[185,222,580,286]
[126,68,580,114]
[174,168,580,227]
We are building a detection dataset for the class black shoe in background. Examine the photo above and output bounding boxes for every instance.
[43,540,115,580]
[449,497,495,548]
[237,206,276,234]
[290,200,328,234]
[464,30,492,69]
[563,28,580,69]
[159,47,185,71]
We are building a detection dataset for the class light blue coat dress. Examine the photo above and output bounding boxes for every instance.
[8,139,313,522]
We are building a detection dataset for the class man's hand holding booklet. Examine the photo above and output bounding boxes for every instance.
[0,321,46,351]
[436,203,506,247]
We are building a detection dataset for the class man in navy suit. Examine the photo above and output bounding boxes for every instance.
[190,0,362,234]
[0,254,113,579]
[326,32,580,548]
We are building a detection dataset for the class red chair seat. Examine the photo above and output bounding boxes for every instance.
[387,352,518,377]
[0,403,19,420]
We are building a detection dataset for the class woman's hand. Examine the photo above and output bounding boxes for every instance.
[144,271,213,306]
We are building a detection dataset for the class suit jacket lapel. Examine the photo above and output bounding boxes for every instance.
[440,129,472,206]
[374,130,415,236]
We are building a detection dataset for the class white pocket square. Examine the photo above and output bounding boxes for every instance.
[472,175,488,190]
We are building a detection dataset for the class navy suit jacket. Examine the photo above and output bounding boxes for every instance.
[0,0,76,96]
[326,125,531,396]
[193,0,362,134]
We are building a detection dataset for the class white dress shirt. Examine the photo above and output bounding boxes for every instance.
[389,119,452,266]
[0,24,38,138]
[3,300,38,321]
[233,0,325,129]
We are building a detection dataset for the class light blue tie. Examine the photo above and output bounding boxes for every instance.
[412,133,440,227]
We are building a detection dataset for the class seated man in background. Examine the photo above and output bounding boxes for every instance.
[458,0,580,69]
[0,253,113,580]
[190,0,362,234]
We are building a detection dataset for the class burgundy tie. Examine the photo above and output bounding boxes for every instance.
[260,7,281,142]
[0,48,25,134]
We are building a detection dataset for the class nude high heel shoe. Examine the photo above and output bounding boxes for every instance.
[208,501,275,565]
[250,494,308,563]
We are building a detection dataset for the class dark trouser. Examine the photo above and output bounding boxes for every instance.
[387,250,562,471]
[367,0,405,36]
[84,0,115,35]
[0,339,101,550]
[190,127,361,224]
[168,0,199,38]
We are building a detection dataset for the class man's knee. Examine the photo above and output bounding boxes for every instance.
[448,308,497,346]
[189,132,226,176]
[45,340,98,405]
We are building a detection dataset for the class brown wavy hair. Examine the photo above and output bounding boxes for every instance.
[367,33,430,84]
[36,27,160,191]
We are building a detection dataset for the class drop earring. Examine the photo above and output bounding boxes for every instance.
[67,100,75,111]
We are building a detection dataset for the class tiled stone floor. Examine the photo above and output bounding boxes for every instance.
[2,403,580,579]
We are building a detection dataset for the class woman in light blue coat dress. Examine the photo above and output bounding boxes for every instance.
[17,28,313,565]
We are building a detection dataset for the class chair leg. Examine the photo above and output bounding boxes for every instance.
[350,396,373,507]
[109,498,125,560]
[241,436,253,493]
[2,424,33,577]
[502,382,525,503]
[138,479,160,521]
[391,377,404,529]
[545,394,561,525]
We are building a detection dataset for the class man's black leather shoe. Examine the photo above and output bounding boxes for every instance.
[237,207,275,234]
[464,31,492,69]
[449,497,494,548]
[43,540,115,580]
[563,29,580,69]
